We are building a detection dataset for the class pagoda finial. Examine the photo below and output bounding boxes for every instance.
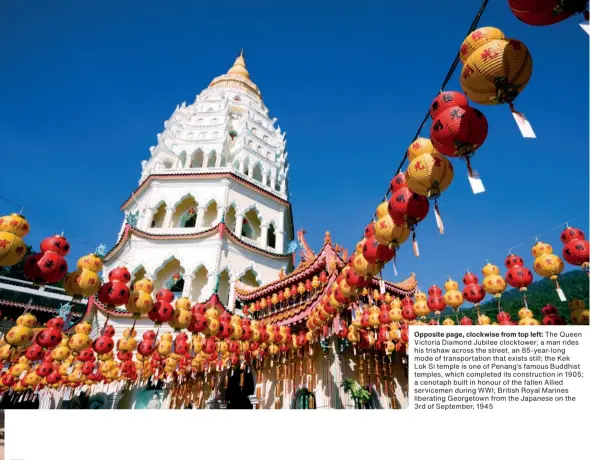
[227,49,250,79]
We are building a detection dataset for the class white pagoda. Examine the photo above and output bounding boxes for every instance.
[102,50,295,309]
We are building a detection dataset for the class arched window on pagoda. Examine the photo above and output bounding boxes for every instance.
[191,149,204,168]
[151,202,167,228]
[202,201,218,228]
[165,273,184,300]
[217,269,231,307]
[291,388,316,409]
[180,208,197,228]
[252,163,263,183]
[207,151,217,168]
[225,205,237,233]
[267,224,276,249]
[241,209,261,241]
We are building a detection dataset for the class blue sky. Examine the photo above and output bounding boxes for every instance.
[1,1,588,289]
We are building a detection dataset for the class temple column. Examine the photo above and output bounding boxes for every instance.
[215,152,222,168]
[262,170,269,188]
[280,179,287,194]
[270,172,277,191]
[182,273,194,300]
[142,207,155,229]
[239,159,245,175]
[276,230,285,253]
[203,152,210,169]
[235,212,244,237]
[228,278,237,312]
[216,205,226,225]
[260,223,269,249]
[172,156,181,169]
[196,206,206,229]
[163,206,174,228]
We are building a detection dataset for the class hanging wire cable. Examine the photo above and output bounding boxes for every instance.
[369,0,491,229]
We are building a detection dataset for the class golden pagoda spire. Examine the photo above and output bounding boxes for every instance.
[227,49,250,79]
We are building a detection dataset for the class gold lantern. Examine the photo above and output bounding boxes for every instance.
[374,214,411,247]
[460,27,532,107]
[406,153,454,198]
[376,201,389,219]
[443,278,464,311]
[482,263,507,297]
[0,230,27,266]
[532,241,566,300]
[407,137,440,162]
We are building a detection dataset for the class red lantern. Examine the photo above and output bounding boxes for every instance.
[462,283,485,304]
[40,235,70,257]
[190,313,207,333]
[156,289,175,303]
[36,360,54,377]
[138,340,155,357]
[430,106,488,158]
[459,317,473,326]
[505,266,534,290]
[108,267,131,283]
[24,252,68,284]
[217,322,234,339]
[77,348,95,362]
[362,237,395,264]
[98,281,130,307]
[46,371,61,385]
[428,284,443,297]
[427,295,446,314]
[36,327,62,349]
[430,91,470,119]
[93,336,114,354]
[462,272,479,285]
[389,172,407,193]
[25,343,44,361]
[508,0,588,26]
[149,300,174,324]
[364,222,376,239]
[319,271,328,284]
[117,350,133,361]
[345,267,368,288]
[401,304,417,321]
[388,187,429,228]
[561,227,589,269]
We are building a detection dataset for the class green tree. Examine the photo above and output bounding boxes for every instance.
[341,378,371,409]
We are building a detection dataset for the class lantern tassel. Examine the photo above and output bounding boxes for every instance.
[434,201,444,235]
[554,278,567,302]
[392,256,398,277]
[412,232,419,258]
[465,157,485,194]
[509,102,536,138]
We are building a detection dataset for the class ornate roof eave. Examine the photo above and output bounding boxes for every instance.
[103,223,292,262]
[120,172,291,211]
[234,232,346,301]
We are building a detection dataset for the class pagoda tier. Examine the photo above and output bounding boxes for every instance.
[235,230,418,328]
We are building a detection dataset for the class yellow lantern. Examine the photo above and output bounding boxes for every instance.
[4,324,34,348]
[77,253,103,273]
[376,201,389,219]
[459,27,506,64]
[407,152,454,201]
[0,231,27,266]
[10,357,31,377]
[169,308,192,331]
[374,214,411,247]
[369,306,381,327]
[460,28,532,107]
[442,318,455,326]
[175,297,191,310]
[16,313,37,328]
[134,278,154,293]
[0,344,17,362]
[407,137,440,162]
[68,331,92,352]
[518,307,533,319]
[347,326,359,343]
[389,307,403,323]
[339,279,355,297]
[311,276,320,290]
[413,291,429,317]
[271,293,279,305]
[125,292,154,319]
[297,282,306,295]
[482,263,507,297]
[532,241,565,299]
[51,339,71,361]
[0,213,30,237]
[283,287,291,300]
[231,323,244,340]
[443,278,464,311]
[97,352,113,362]
[66,268,101,298]
[117,335,137,352]
[479,314,492,325]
